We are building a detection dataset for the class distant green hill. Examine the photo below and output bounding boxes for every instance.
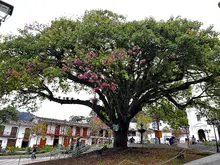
[18,111,35,121]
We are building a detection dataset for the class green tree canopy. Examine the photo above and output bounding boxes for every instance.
[69,115,86,123]
[0,10,220,147]
[0,106,18,124]
[144,102,188,130]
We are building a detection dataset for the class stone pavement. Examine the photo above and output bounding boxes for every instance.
[183,153,220,165]
[0,146,101,165]
[177,143,220,165]
[0,155,61,165]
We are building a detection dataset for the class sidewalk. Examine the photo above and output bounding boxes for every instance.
[177,143,220,165]
[183,153,220,165]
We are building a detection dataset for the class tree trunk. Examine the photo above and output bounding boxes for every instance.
[113,121,129,147]
[217,125,220,140]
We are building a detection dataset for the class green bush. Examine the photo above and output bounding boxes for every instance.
[6,146,26,151]
[40,145,54,152]
[26,147,32,154]
[204,141,215,146]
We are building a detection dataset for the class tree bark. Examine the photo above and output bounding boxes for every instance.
[113,121,129,147]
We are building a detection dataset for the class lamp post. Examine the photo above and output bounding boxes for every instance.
[0,0,14,26]
[207,119,219,153]
[182,124,190,145]
[138,123,146,144]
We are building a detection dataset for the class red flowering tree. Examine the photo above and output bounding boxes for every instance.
[0,10,220,147]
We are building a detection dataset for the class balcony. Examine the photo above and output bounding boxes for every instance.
[47,130,55,135]
[0,132,17,138]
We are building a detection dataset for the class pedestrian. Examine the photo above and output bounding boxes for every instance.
[31,146,37,159]
[76,136,81,147]
[169,136,175,145]
[185,135,189,144]
[192,135,196,144]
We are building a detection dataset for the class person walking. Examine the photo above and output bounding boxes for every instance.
[192,135,196,144]
[169,136,175,145]
[31,146,37,159]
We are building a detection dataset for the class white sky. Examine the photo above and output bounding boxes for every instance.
[1,0,220,120]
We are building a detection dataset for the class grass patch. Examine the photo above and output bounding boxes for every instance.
[29,147,213,165]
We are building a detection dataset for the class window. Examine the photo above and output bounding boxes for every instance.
[196,115,201,121]
[24,128,31,139]
[10,127,18,137]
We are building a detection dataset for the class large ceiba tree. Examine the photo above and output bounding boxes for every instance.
[1,10,220,147]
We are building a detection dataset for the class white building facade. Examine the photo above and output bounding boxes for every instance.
[0,116,91,149]
[187,108,219,142]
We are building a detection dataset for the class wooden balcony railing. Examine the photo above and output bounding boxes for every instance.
[0,132,17,138]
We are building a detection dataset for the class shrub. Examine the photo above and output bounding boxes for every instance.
[26,147,32,154]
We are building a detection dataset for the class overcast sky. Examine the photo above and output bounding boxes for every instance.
[1,0,220,120]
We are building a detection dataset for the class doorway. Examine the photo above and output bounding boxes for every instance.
[53,137,59,147]
[7,139,16,147]
[21,141,29,148]
[198,129,206,142]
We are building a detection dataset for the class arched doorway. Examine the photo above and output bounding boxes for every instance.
[198,129,206,142]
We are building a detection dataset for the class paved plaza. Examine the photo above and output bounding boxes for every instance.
[0,156,56,165]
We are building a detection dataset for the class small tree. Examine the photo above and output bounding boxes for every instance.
[31,122,47,146]
[69,115,86,123]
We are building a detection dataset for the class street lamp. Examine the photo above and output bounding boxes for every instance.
[0,0,14,26]
[206,119,219,153]
[182,124,190,144]
[138,123,146,144]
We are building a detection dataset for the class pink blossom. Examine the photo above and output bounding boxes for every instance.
[132,52,137,55]
[90,72,98,79]
[140,59,146,64]
[93,87,100,91]
[62,66,67,72]
[87,51,96,58]
[74,58,81,64]
[89,78,94,83]
[6,69,12,75]
[128,49,132,54]
[83,72,88,77]
[118,53,124,58]
[111,82,117,91]
[133,47,137,51]
[78,74,87,80]
[96,80,101,84]
[102,82,110,88]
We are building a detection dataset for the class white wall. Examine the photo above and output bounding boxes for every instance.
[187,108,219,142]
[0,137,8,149]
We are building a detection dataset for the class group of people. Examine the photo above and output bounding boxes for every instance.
[167,135,196,145]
